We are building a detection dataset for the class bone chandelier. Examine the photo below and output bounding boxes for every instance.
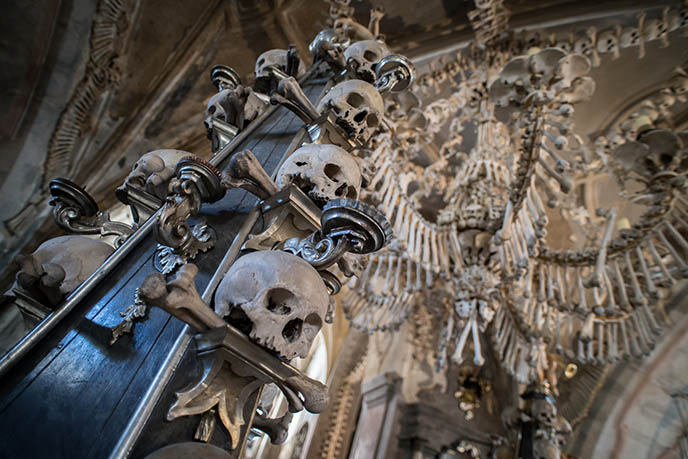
[24,0,688,455]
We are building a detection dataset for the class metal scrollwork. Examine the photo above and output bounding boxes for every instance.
[285,198,393,270]
[154,157,225,273]
[49,178,135,246]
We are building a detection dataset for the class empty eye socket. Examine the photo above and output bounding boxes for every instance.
[366,113,379,127]
[347,92,365,107]
[266,288,295,315]
[305,312,322,329]
[282,319,303,342]
[324,163,341,181]
[363,50,378,61]
[257,58,265,67]
[353,110,368,123]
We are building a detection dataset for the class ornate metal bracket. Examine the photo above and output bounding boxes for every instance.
[285,198,392,271]
[374,54,416,94]
[154,157,225,273]
[49,178,136,246]
[243,186,321,252]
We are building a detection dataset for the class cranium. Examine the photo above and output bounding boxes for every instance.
[275,143,362,206]
[644,18,668,41]
[13,235,114,306]
[204,85,252,150]
[620,27,641,47]
[596,30,619,54]
[214,250,330,361]
[317,79,384,144]
[332,17,374,43]
[670,74,688,97]
[122,149,189,199]
[474,0,494,9]
[254,49,305,80]
[344,39,391,83]
[531,398,557,427]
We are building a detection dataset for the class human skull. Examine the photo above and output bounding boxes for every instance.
[455,299,476,318]
[644,18,668,41]
[333,17,374,43]
[344,40,391,83]
[474,0,494,9]
[317,79,384,144]
[671,74,688,97]
[214,250,330,361]
[122,149,189,200]
[275,143,362,206]
[254,49,305,80]
[531,398,557,427]
[620,27,641,47]
[596,30,619,54]
[14,235,114,306]
[205,85,251,126]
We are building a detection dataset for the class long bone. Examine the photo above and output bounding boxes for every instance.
[619,318,632,359]
[664,220,688,253]
[405,256,413,292]
[430,229,440,274]
[415,258,422,291]
[575,268,588,313]
[603,270,618,315]
[584,207,617,288]
[635,245,660,300]
[626,315,644,358]
[537,157,573,194]
[648,238,675,287]
[624,250,647,307]
[472,317,485,366]
[270,77,321,124]
[539,141,570,174]
[597,321,605,364]
[609,322,619,362]
[393,255,403,296]
[221,150,280,199]
[611,259,633,312]
[656,229,688,277]
[535,171,560,208]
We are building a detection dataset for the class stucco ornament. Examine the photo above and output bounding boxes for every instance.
[317,79,384,144]
[214,250,330,361]
[275,143,362,206]
[121,149,189,200]
[14,235,114,306]
[344,39,391,83]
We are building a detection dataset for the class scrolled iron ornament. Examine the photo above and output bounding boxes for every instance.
[49,177,135,246]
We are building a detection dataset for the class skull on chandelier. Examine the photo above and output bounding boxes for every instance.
[254,49,305,80]
[344,39,391,83]
[121,149,190,200]
[214,250,330,361]
[317,79,384,144]
[275,143,362,206]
